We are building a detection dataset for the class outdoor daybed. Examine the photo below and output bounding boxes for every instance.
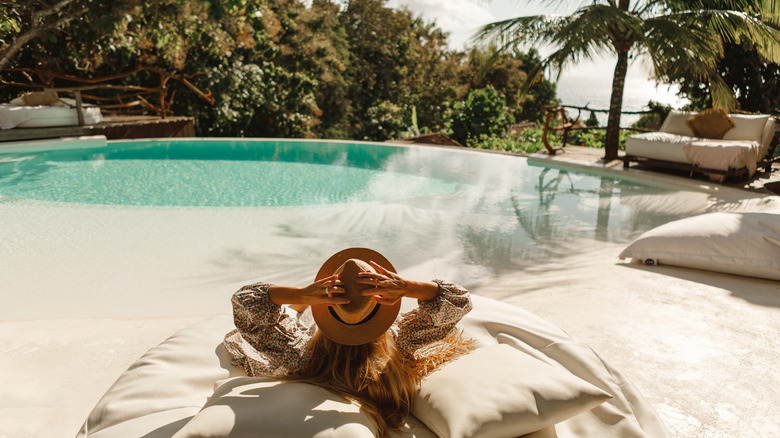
[0,93,102,130]
[76,295,668,438]
[623,109,777,181]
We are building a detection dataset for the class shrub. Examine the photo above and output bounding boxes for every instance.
[363,101,407,141]
[447,87,515,146]
[632,101,672,130]
[469,127,553,154]
[179,60,319,138]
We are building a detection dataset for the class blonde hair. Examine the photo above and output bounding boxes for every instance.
[289,329,474,437]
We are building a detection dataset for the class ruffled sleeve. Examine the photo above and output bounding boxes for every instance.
[223,282,313,377]
[394,279,472,357]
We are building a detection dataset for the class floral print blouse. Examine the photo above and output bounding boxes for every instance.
[223,279,472,377]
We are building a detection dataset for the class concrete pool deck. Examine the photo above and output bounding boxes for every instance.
[1,145,778,437]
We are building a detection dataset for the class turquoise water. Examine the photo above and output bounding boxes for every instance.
[0,138,697,252]
[0,139,461,206]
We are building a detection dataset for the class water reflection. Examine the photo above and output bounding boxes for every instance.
[456,164,712,274]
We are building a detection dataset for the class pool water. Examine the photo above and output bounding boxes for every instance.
[0,138,705,277]
[0,139,460,206]
[3,137,729,319]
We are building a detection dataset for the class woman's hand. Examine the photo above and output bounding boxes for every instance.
[357,261,439,305]
[268,275,348,306]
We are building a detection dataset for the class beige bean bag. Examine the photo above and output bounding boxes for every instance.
[76,295,667,438]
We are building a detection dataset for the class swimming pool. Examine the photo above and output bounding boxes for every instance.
[0,137,721,319]
[0,138,462,207]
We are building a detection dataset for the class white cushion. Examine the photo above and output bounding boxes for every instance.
[0,102,102,129]
[412,344,611,438]
[659,110,696,136]
[723,114,771,144]
[619,212,780,281]
[625,131,695,163]
[759,118,776,158]
[172,377,376,438]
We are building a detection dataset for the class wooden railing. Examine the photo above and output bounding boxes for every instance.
[541,104,653,155]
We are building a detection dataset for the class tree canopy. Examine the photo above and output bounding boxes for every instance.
[0,0,558,141]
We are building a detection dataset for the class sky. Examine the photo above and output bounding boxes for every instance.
[386,0,686,110]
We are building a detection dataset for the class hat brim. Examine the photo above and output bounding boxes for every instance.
[311,248,401,346]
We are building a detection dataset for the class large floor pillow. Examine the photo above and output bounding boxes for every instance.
[76,295,668,438]
[620,212,780,281]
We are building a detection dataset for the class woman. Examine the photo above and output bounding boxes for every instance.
[223,248,474,437]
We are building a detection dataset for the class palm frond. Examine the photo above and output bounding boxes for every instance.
[762,0,780,25]
[476,4,642,77]
[640,15,723,81]
[634,0,670,16]
[708,74,738,110]
[670,8,780,63]
[475,14,570,51]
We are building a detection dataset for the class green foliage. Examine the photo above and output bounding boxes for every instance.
[468,126,633,154]
[469,130,548,154]
[676,43,780,114]
[1,0,558,141]
[363,101,407,141]
[339,0,463,139]
[632,101,672,130]
[585,112,599,127]
[461,47,557,124]
[448,87,516,146]
[186,61,318,138]
[570,129,631,150]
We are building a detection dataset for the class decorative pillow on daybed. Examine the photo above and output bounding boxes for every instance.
[412,344,611,438]
[619,212,780,281]
[685,108,735,139]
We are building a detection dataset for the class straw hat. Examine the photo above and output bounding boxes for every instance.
[311,248,401,346]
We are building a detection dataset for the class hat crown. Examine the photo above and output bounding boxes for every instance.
[312,248,400,346]
[332,259,377,324]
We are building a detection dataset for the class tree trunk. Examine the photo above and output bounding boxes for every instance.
[604,47,629,161]
[602,0,632,162]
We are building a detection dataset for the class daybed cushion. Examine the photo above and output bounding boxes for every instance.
[723,114,771,145]
[76,295,669,438]
[659,110,696,137]
[18,91,61,106]
[0,97,102,129]
[619,212,780,281]
[412,344,611,438]
[624,131,695,163]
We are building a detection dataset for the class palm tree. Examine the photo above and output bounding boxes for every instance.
[477,0,780,161]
